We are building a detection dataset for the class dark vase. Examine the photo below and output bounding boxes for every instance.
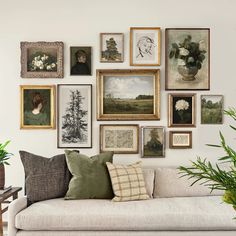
[177,65,199,81]
[0,164,5,189]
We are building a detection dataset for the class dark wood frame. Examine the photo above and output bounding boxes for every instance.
[57,84,92,148]
[165,28,210,90]
[169,131,192,149]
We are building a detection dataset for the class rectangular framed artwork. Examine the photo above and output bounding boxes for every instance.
[130,27,161,66]
[168,93,196,127]
[100,33,124,62]
[96,69,160,120]
[57,84,92,148]
[20,85,55,129]
[169,131,192,149]
[141,126,165,158]
[165,28,210,90]
[100,124,139,154]
[21,41,64,78]
[201,95,223,124]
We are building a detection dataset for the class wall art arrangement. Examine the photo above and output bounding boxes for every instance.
[19,27,224,154]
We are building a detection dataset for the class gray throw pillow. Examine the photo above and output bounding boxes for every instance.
[20,151,71,204]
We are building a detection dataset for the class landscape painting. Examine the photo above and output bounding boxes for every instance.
[201,95,223,124]
[97,69,160,120]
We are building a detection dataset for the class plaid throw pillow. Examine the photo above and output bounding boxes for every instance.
[106,161,149,202]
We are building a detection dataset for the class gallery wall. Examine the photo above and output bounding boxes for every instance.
[0,0,236,193]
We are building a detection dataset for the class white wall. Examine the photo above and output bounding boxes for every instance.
[0,0,236,193]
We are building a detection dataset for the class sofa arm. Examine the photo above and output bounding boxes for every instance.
[8,196,28,236]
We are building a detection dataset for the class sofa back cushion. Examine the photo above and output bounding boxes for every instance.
[142,168,154,198]
[154,167,223,198]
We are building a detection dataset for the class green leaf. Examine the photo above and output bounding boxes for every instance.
[206,144,221,148]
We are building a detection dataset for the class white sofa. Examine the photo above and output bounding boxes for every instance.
[8,167,236,236]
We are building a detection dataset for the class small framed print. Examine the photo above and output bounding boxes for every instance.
[130,27,161,66]
[70,47,92,75]
[57,84,92,148]
[168,93,196,127]
[20,85,55,129]
[201,95,223,124]
[21,41,64,78]
[100,124,139,154]
[141,126,165,158]
[100,33,124,62]
[169,131,192,149]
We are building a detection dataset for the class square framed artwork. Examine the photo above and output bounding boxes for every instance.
[169,131,192,149]
[168,93,196,127]
[100,33,124,62]
[130,27,161,66]
[141,126,165,158]
[96,69,160,120]
[100,124,139,154]
[57,84,92,148]
[20,85,55,129]
[165,28,210,90]
[201,95,223,124]
[70,47,92,75]
[21,41,64,78]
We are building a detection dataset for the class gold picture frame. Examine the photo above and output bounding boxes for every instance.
[169,131,192,149]
[20,85,55,129]
[96,69,160,121]
[100,124,139,154]
[130,27,161,66]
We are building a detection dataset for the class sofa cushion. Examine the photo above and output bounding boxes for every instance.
[154,167,223,198]
[142,169,154,198]
[15,196,236,231]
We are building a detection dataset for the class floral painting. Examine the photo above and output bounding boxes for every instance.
[165,28,210,90]
[168,93,196,127]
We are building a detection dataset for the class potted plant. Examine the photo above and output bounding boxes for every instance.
[0,140,13,189]
[179,108,236,212]
[169,35,206,81]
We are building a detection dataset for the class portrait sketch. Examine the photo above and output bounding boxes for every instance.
[57,84,92,148]
[130,27,161,66]
[20,85,55,129]
[70,47,91,75]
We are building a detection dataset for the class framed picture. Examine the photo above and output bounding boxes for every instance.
[70,47,92,75]
[201,95,223,124]
[57,84,92,148]
[96,69,160,120]
[165,28,210,90]
[100,124,139,154]
[168,93,196,127]
[169,131,192,149]
[20,85,55,129]
[130,27,161,66]
[141,126,165,158]
[21,41,64,78]
[100,33,124,62]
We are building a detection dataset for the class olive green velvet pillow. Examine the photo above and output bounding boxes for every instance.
[65,150,114,199]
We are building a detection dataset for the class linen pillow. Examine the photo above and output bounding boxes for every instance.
[65,150,114,199]
[19,151,71,204]
[106,161,149,202]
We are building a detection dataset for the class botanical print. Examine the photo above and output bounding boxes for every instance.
[201,95,223,124]
[20,85,55,129]
[170,131,192,148]
[100,33,123,62]
[58,85,92,148]
[166,28,210,90]
[70,47,91,75]
[142,127,164,158]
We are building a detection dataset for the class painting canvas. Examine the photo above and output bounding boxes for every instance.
[168,93,196,127]
[97,69,160,120]
[100,125,139,154]
[201,95,223,124]
[20,85,55,129]
[21,41,64,78]
[70,47,92,75]
[142,126,165,158]
[130,27,161,66]
[100,33,124,62]
[169,131,192,149]
[165,28,210,90]
[57,84,92,148]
